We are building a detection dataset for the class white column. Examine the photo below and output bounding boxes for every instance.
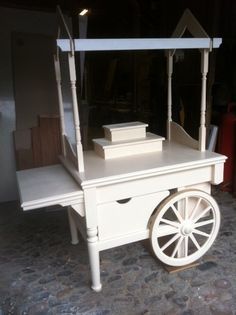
[68,52,85,172]
[199,49,209,151]
[54,54,66,156]
[167,51,173,140]
[67,207,79,245]
[87,227,102,292]
[84,187,101,292]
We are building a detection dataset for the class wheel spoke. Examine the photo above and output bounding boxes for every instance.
[193,206,212,223]
[156,224,179,237]
[194,219,214,228]
[184,197,188,220]
[170,204,184,223]
[160,233,180,251]
[189,197,202,220]
[193,229,210,238]
[160,218,180,228]
[171,236,184,258]
[184,236,189,257]
[189,233,201,250]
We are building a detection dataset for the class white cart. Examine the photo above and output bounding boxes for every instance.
[16,9,226,292]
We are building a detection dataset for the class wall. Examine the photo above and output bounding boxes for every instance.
[0,7,73,202]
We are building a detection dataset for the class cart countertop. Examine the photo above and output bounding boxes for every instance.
[67,141,227,188]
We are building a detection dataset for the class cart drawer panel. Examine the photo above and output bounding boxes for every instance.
[97,190,169,240]
[96,166,213,204]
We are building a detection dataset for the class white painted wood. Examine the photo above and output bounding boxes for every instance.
[212,38,222,49]
[64,135,78,167]
[199,49,209,151]
[87,227,102,292]
[77,141,226,188]
[67,207,79,245]
[177,183,211,230]
[95,166,213,205]
[167,52,173,140]
[83,187,98,228]
[16,164,84,210]
[54,54,66,156]
[177,182,211,195]
[68,53,84,172]
[69,208,87,241]
[211,163,225,185]
[55,134,225,290]
[14,7,226,293]
[176,182,211,257]
[59,155,82,185]
[57,38,221,52]
[56,5,74,53]
[103,121,148,142]
[98,229,150,251]
[97,191,169,240]
[170,122,198,149]
[150,190,220,266]
[71,203,85,217]
[93,133,164,159]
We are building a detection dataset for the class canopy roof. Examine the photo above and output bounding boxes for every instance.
[57,37,222,52]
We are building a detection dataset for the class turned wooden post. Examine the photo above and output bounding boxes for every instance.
[199,49,209,151]
[68,51,85,172]
[167,51,173,141]
[54,54,66,157]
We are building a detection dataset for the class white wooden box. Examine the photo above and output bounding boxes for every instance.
[93,132,165,159]
[97,190,169,240]
[103,121,148,142]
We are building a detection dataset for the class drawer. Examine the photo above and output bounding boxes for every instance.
[96,166,213,204]
[97,190,169,240]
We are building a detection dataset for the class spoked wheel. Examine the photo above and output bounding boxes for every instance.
[150,190,220,266]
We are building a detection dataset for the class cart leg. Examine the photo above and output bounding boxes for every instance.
[67,207,79,245]
[87,227,102,292]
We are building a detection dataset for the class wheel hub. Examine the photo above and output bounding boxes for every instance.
[181,221,193,236]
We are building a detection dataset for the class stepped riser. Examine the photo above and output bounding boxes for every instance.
[104,128,146,142]
[103,121,148,142]
[94,140,163,159]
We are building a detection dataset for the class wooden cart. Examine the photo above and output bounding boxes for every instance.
[16,9,226,291]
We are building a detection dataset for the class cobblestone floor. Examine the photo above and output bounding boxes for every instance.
[0,190,235,315]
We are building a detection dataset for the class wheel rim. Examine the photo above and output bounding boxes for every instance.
[150,190,220,266]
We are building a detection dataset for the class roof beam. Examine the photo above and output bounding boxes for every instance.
[57,38,222,52]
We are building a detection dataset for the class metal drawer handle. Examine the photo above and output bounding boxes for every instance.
[116,198,131,204]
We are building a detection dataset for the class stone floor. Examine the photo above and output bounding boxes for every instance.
[0,189,235,315]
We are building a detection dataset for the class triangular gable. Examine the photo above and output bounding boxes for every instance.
[172,8,209,38]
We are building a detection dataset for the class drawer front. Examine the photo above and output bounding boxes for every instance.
[97,190,169,240]
[96,166,213,204]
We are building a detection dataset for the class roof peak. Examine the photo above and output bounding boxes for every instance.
[172,8,209,38]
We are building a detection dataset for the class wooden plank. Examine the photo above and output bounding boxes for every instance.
[13,129,34,170]
[15,149,34,170]
[31,126,42,167]
[39,116,61,166]
[163,262,199,273]
[143,240,199,274]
